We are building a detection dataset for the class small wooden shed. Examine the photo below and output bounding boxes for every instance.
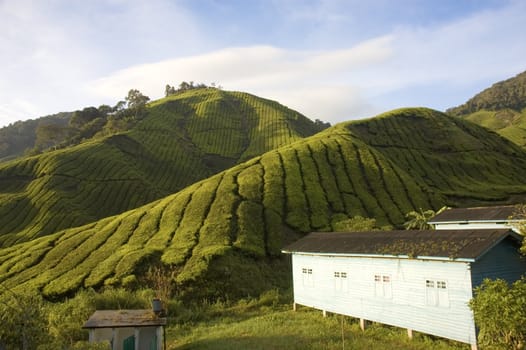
[428,205,523,232]
[83,309,166,350]
[282,229,526,350]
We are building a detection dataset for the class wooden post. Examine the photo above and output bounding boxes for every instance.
[322,310,327,318]
[471,343,478,350]
[293,302,297,311]
[407,328,413,340]
[360,318,367,331]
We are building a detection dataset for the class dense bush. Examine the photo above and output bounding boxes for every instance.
[0,287,155,349]
[469,278,526,349]
[0,290,50,350]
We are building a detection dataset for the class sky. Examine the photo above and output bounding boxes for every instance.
[1,0,525,127]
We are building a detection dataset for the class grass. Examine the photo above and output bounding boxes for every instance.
[167,296,469,350]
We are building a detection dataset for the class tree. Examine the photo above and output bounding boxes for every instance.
[35,123,71,150]
[178,81,192,91]
[0,290,50,350]
[97,104,113,116]
[165,84,177,97]
[69,107,103,129]
[113,100,126,113]
[403,206,448,230]
[125,89,150,120]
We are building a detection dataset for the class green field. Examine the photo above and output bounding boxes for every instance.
[167,297,469,350]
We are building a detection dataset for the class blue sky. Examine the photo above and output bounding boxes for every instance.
[1,0,525,127]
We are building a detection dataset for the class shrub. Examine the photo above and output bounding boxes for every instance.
[469,278,526,349]
[0,290,50,350]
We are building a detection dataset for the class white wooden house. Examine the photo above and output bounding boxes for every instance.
[428,205,523,232]
[282,229,526,350]
[83,309,166,350]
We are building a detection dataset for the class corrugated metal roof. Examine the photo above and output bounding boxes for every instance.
[83,310,167,328]
[429,205,522,223]
[282,229,522,261]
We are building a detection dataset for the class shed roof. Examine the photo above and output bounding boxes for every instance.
[282,229,522,261]
[429,205,522,224]
[83,310,167,329]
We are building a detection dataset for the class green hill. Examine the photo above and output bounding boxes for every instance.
[0,112,73,162]
[0,88,323,246]
[447,70,526,147]
[2,107,526,300]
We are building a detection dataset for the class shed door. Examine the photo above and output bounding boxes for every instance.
[123,335,135,350]
[149,334,158,350]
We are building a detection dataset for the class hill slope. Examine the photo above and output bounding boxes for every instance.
[447,70,526,147]
[0,89,323,246]
[0,112,73,162]
[2,108,526,300]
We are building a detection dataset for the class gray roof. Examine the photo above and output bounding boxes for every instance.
[282,229,522,261]
[83,310,167,328]
[429,205,522,224]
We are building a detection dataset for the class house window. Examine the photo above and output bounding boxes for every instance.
[334,271,348,292]
[426,279,449,307]
[374,274,392,299]
[302,267,314,287]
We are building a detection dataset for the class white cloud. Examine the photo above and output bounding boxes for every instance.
[0,0,204,126]
[1,0,525,127]
[89,37,394,123]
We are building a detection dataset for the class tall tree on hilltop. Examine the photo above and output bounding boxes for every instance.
[165,84,177,97]
[125,89,150,120]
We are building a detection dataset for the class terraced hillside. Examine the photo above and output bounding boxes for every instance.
[2,108,526,300]
[447,70,526,148]
[0,88,322,246]
[347,108,526,205]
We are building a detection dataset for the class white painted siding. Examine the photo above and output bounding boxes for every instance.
[292,254,477,345]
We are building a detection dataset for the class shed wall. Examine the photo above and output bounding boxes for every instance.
[471,239,526,287]
[434,223,509,230]
[291,254,477,345]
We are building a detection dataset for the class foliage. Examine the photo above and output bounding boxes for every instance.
[35,123,72,150]
[448,70,526,115]
[165,81,210,96]
[447,70,526,149]
[509,203,526,254]
[403,207,447,230]
[142,264,180,305]
[0,112,73,161]
[0,289,51,350]
[331,215,388,231]
[469,278,526,349]
[0,287,156,349]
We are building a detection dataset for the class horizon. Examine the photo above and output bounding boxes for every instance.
[1,0,525,128]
